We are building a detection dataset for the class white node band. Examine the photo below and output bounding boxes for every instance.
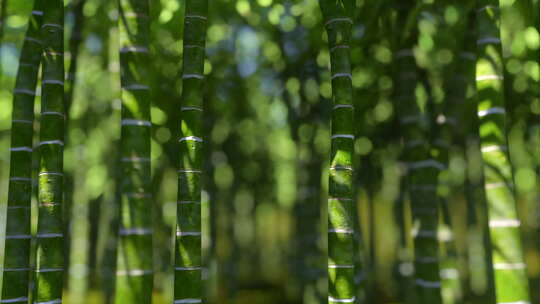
[37,233,63,238]
[415,278,441,288]
[119,228,153,235]
[176,231,202,236]
[331,134,354,139]
[123,84,149,90]
[477,37,501,45]
[122,119,151,127]
[173,299,202,304]
[36,268,63,272]
[120,46,149,53]
[10,177,32,181]
[476,74,503,81]
[489,219,520,228]
[39,172,64,176]
[478,107,505,117]
[183,74,204,79]
[328,264,354,269]
[481,145,507,153]
[42,111,65,117]
[14,89,36,96]
[325,17,353,27]
[179,136,203,142]
[34,300,62,304]
[11,147,32,152]
[6,235,31,239]
[116,269,153,276]
[331,45,350,52]
[331,73,352,80]
[329,228,354,234]
[175,267,202,270]
[494,263,526,270]
[181,106,203,111]
[39,140,64,146]
[409,159,445,170]
[333,104,353,110]
[42,23,63,29]
[185,15,207,20]
[328,296,356,303]
[13,119,33,124]
[1,298,29,303]
[43,79,64,85]
[121,157,150,162]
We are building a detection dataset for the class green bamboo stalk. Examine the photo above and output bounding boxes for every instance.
[393,2,442,303]
[318,1,358,303]
[65,0,86,114]
[532,3,540,300]
[398,74,443,302]
[289,71,325,304]
[34,0,65,302]
[94,7,119,300]
[475,1,530,303]
[0,0,7,79]
[65,1,87,296]
[114,0,153,302]
[500,0,540,301]
[66,6,90,291]
[391,7,427,303]
[174,0,208,302]
[426,4,471,303]
[435,145,461,304]
[394,180,415,304]
[455,8,498,304]
[1,1,43,302]
[67,161,89,303]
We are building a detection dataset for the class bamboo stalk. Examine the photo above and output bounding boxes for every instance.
[475,1,530,302]
[114,0,153,302]
[34,0,66,302]
[394,2,442,303]
[319,1,359,303]
[1,1,43,302]
[174,0,208,302]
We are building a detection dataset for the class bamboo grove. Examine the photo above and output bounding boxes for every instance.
[3,0,540,303]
